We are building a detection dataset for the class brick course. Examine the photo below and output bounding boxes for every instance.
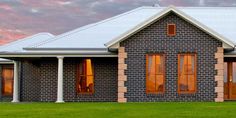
[120,12,222,102]
[20,61,40,101]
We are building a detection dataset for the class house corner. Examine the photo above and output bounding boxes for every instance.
[118,47,127,103]
[215,47,224,102]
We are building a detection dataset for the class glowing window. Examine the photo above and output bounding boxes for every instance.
[146,54,165,94]
[2,66,14,96]
[178,53,197,94]
[76,59,94,94]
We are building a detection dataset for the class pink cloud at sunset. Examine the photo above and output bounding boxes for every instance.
[0,28,28,45]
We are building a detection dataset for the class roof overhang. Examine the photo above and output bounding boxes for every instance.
[0,61,13,64]
[105,6,235,49]
[0,48,118,58]
[0,53,117,58]
[0,51,117,58]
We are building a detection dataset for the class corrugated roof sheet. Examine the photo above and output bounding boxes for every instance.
[28,7,162,49]
[0,33,54,52]
[28,7,236,49]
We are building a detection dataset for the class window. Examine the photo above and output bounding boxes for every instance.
[178,53,197,94]
[167,24,176,36]
[76,59,94,94]
[146,54,165,94]
[1,66,14,96]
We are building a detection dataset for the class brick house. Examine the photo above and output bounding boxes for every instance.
[0,6,236,102]
[0,33,54,101]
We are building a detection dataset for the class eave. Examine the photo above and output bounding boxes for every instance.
[0,51,118,58]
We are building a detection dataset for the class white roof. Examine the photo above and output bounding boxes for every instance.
[27,6,236,49]
[0,33,54,52]
[27,8,162,49]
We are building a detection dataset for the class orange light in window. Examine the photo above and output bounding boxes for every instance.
[146,54,165,94]
[77,59,94,94]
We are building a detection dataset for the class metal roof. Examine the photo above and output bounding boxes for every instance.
[0,33,54,52]
[26,6,236,50]
[0,32,116,57]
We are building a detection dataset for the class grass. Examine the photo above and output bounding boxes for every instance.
[0,102,236,118]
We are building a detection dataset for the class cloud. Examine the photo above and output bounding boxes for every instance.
[0,3,13,11]
[57,1,72,5]
[30,8,39,13]
[0,28,28,45]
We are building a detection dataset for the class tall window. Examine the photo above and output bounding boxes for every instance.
[1,66,14,96]
[178,53,197,94]
[146,54,165,94]
[76,59,94,94]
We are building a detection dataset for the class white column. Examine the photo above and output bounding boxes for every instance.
[56,56,64,103]
[12,61,19,103]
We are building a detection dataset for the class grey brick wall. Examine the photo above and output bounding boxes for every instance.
[20,61,40,101]
[40,60,57,101]
[20,58,117,102]
[120,12,222,102]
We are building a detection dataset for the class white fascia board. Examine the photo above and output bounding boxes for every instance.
[105,6,235,48]
[0,49,118,57]
[0,62,14,64]
[108,43,120,49]
[224,55,236,57]
[223,43,233,49]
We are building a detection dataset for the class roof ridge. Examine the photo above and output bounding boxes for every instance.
[30,6,148,48]
[0,32,54,49]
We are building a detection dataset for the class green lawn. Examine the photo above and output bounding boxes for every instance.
[0,102,236,118]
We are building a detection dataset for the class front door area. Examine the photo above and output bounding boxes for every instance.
[224,62,236,100]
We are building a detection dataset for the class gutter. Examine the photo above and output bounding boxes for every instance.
[23,47,109,51]
[0,61,13,64]
[224,45,236,57]
[0,51,118,58]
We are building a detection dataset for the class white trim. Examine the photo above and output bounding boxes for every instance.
[109,43,120,49]
[0,62,13,64]
[223,43,232,49]
[105,6,235,48]
[224,55,236,57]
[12,61,19,103]
[56,56,64,103]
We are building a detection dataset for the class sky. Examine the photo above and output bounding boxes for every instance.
[0,0,235,44]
